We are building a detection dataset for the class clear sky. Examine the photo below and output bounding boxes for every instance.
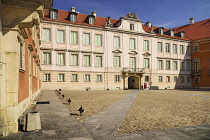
[52,0,210,28]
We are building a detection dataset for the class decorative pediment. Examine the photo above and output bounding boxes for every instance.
[142,52,151,57]
[128,51,138,55]
[93,51,104,54]
[112,50,122,53]
[124,13,139,19]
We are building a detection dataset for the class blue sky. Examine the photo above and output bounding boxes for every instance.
[53,0,210,28]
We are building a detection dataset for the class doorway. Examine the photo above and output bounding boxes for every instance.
[128,76,139,89]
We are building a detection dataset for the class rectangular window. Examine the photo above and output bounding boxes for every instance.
[194,46,199,52]
[57,53,65,65]
[42,28,51,41]
[180,45,184,54]
[96,75,102,82]
[71,54,78,66]
[193,77,200,83]
[44,74,51,81]
[186,61,191,71]
[158,60,163,70]
[84,55,91,66]
[95,34,102,46]
[158,42,163,52]
[174,76,178,82]
[70,14,76,22]
[129,57,136,71]
[193,62,200,73]
[180,62,185,71]
[166,61,171,70]
[165,43,170,53]
[70,31,78,44]
[83,33,90,45]
[145,76,149,82]
[84,74,90,82]
[57,30,65,43]
[173,61,177,70]
[143,40,149,51]
[89,17,95,24]
[144,58,150,68]
[58,74,65,82]
[95,56,102,67]
[114,36,120,49]
[20,43,23,69]
[71,74,78,82]
[186,46,190,55]
[166,76,170,82]
[50,10,57,19]
[130,24,134,30]
[129,38,135,49]
[114,56,120,67]
[158,76,163,82]
[180,76,184,83]
[43,52,51,64]
[115,75,120,82]
[173,44,177,54]
[187,76,191,83]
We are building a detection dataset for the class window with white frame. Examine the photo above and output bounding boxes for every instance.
[180,62,185,71]
[158,60,163,70]
[95,34,102,46]
[187,76,191,83]
[158,76,163,82]
[58,74,65,82]
[193,61,200,73]
[144,58,150,68]
[96,75,102,82]
[89,17,95,24]
[84,55,91,66]
[57,53,65,65]
[84,74,91,82]
[50,9,57,19]
[186,46,190,55]
[57,30,65,43]
[166,76,170,82]
[186,61,191,71]
[70,14,76,22]
[42,28,51,41]
[166,61,171,70]
[70,54,78,66]
[113,56,120,67]
[180,76,184,83]
[158,42,163,52]
[115,75,120,82]
[129,38,135,49]
[83,33,90,45]
[145,76,149,82]
[173,61,177,70]
[71,74,78,82]
[95,56,102,67]
[114,36,120,49]
[174,76,178,82]
[143,40,149,51]
[165,43,170,53]
[180,45,184,54]
[194,46,199,52]
[43,52,51,64]
[173,44,177,54]
[130,24,134,30]
[44,74,51,81]
[70,31,78,44]
[129,57,136,71]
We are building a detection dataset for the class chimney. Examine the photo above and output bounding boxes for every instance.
[70,7,76,12]
[189,18,194,25]
[146,22,152,28]
[92,11,96,17]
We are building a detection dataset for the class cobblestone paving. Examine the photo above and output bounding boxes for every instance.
[57,90,129,121]
[116,90,210,134]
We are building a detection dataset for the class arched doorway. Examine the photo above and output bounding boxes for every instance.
[128,76,139,89]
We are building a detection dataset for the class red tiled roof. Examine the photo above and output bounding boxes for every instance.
[44,9,118,28]
[174,19,210,40]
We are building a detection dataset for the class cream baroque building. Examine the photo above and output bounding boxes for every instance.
[40,8,191,90]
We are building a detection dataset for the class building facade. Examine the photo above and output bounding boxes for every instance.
[0,0,52,136]
[40,8,192,90]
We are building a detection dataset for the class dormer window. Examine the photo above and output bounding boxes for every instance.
[50,9,58,19]
[159,27,164,35]
[181,31,185,38]
[130,24,134,30]
[70,14,76,22]
[170,29,174,37]
[89,16,95,25]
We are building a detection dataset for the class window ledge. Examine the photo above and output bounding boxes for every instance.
[83,81,91,82]
[42,81,52,82]
[42,64,52,65]
[71,81,79,82]
[57,81,65,82]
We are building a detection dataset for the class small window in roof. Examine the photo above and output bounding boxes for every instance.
[89,17,95,25]
[170,29,174,37]
[159,28,164,35]
[130,24,134,31]
[50,9,57,19]
[70,14,76,22]
[181,31,185,38]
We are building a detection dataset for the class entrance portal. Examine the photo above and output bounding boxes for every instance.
[128,76,139,89]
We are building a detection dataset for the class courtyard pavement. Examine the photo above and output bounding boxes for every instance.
[1,90,210,140]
